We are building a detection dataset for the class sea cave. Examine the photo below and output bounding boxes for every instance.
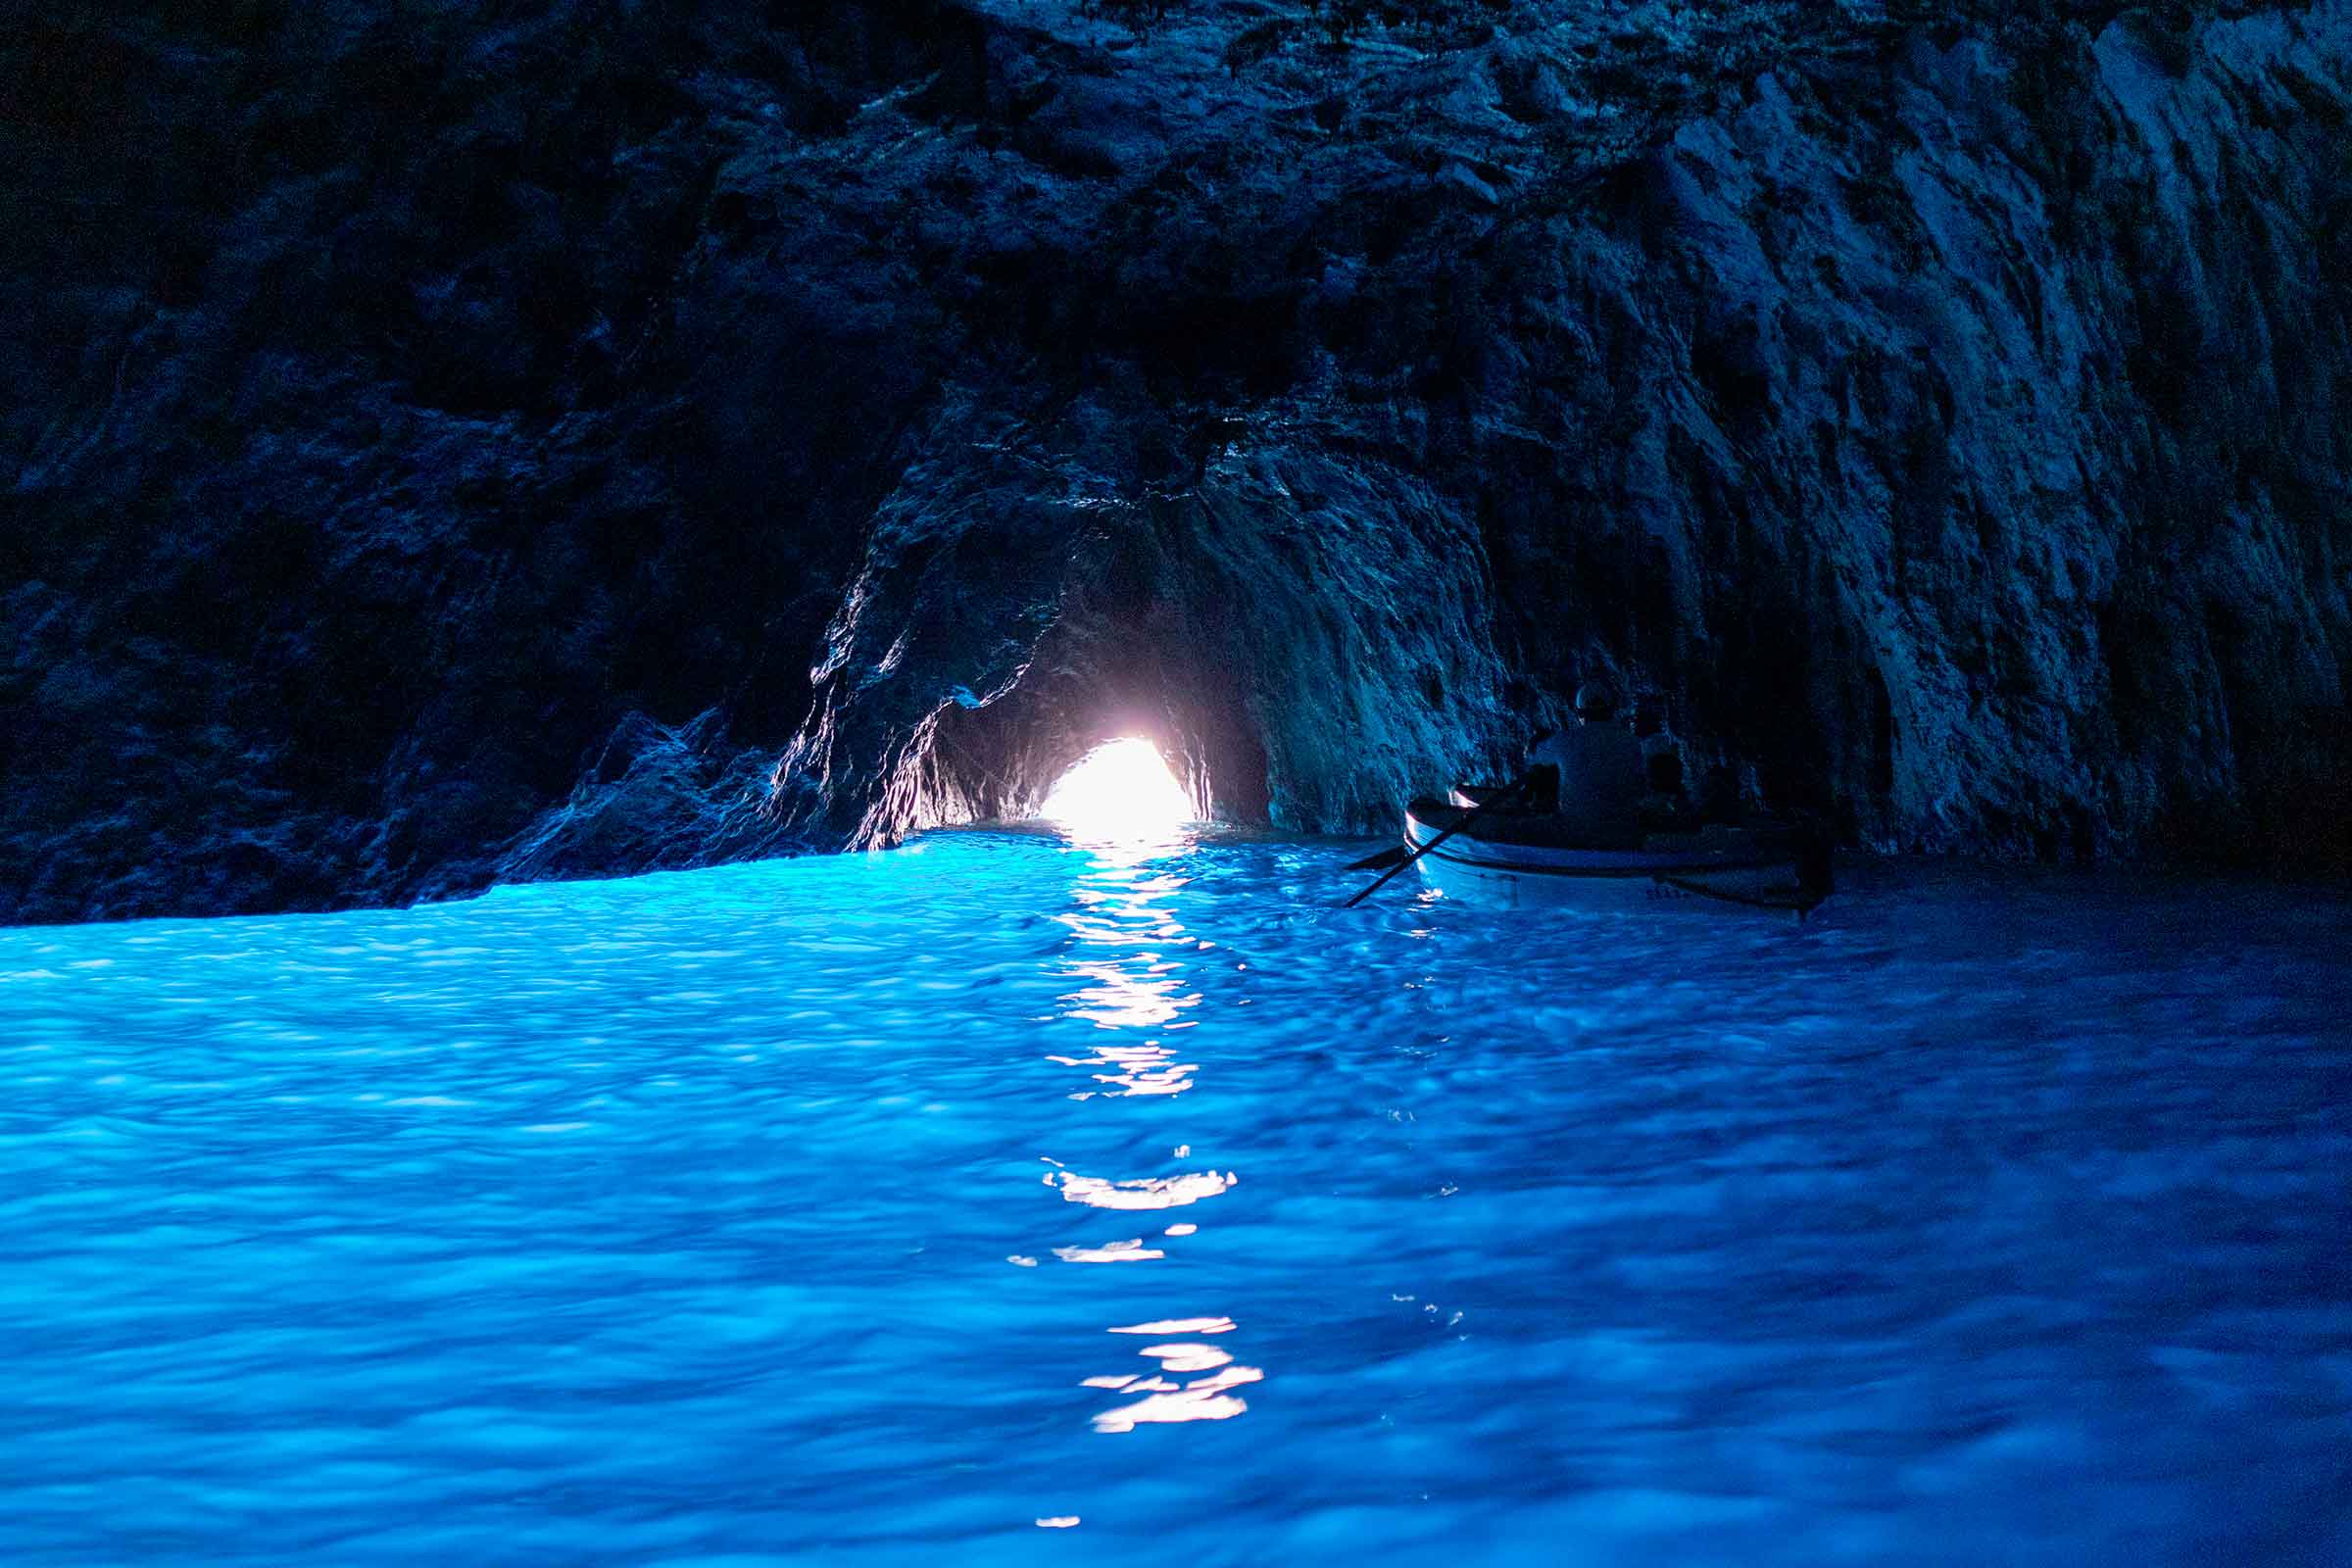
[2,0,2348,1561]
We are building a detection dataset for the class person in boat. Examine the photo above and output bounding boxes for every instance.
[1640,742,1697,829]
[1526,681,1645,843]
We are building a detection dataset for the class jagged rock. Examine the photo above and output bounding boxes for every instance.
[2,0,2346,922]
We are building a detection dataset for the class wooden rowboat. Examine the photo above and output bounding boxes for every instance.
[1403,797,1830,915]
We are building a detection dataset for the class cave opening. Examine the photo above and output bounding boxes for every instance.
[900,582,1275,844]
[914,674,1256,843]
[1036,736,1197,839]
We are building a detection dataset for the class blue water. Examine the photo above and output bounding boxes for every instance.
[3,828,2348,1565]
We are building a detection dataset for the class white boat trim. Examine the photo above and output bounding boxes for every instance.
[1404,805,1788,877]
[1400,800,1821,914]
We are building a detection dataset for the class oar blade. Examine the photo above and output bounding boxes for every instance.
[1345,845,1412,873]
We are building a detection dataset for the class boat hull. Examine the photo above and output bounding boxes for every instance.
[1403,802,1821,914]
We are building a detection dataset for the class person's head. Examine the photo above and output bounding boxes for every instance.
[1573,680,1618,723]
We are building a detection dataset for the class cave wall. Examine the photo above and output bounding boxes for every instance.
[3,0,2347,922]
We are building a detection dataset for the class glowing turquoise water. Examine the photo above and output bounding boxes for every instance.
[3,829,2348,1564]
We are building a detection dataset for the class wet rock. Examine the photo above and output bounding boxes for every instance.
[2,0,2347,922]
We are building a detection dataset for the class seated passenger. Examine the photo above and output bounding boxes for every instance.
[1527,682,1645,844]
[1641,744,1695,829]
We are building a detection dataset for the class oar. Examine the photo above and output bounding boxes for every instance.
[1654,815,1836,918]
[1653,873,1823,918]
[1344,774,1531,908]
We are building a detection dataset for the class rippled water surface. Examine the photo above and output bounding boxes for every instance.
[4,829,2349,1564]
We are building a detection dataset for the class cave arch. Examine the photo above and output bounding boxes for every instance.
[913,609,1276,834]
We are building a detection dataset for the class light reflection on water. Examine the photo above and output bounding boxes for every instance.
[1044,826,1261,1444]
[0,829,2347,1564]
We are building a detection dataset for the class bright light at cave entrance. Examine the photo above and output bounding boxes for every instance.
[1041,738,1195,838]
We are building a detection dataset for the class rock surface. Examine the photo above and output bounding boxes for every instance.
[4,0,2348,922]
